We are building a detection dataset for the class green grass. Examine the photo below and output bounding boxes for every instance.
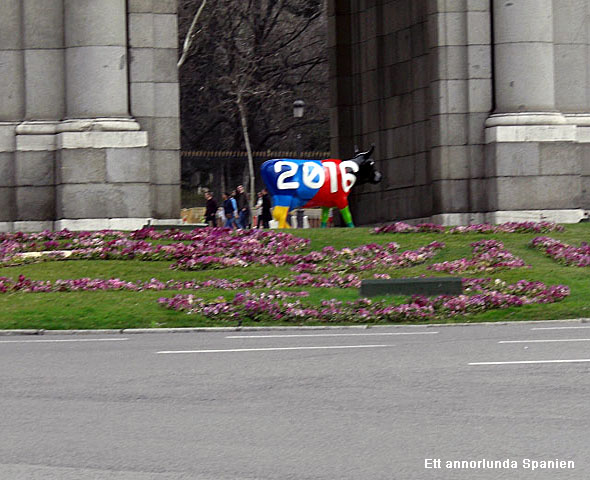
[2,225,590,330]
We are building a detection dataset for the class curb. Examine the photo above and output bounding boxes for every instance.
[1,318,589,336]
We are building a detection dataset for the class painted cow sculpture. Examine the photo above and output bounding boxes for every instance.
[261,146,382,228]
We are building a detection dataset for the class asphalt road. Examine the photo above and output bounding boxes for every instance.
[1,322,589,479]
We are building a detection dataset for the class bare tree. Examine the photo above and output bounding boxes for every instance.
[177,0,207,68]
[178,0,329,200]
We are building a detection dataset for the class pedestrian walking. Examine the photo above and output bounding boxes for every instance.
[261,188,272,229]
[235,184,250,229]
[204,192,218,227]
[254,192,263,228]
[222,192,237,229]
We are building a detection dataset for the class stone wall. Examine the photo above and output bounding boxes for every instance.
[0,0,181,232]
[329,0,433,224]
[128,0,181,220]
[484,0,589,223]
[329,0,590,225]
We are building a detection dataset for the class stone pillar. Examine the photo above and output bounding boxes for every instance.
[0,0,25,122]
[492,0,557,117]
[13,0,66,230]
[64,0,129,120]
[0,0,23,230]
[428,1,492,226]
[23,0,65,121]
[484,0,583,223]
[553,0,590,211]
[128,0,181,220]
[54,0,152,230]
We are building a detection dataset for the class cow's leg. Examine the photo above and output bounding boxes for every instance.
[320,207,330,228]
[273,205,290,228]
[339,205,354,227]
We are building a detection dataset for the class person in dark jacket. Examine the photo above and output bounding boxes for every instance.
[261,188,272,229]
[235,185,250,229]
[222,192,237,229]
[204,192,218,227]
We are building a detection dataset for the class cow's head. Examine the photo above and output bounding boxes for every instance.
[350,145,382,185]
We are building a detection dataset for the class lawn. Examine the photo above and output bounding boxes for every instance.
[1,223,589,330]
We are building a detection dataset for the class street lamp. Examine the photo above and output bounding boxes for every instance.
[293,99,306,228]
[293,99,305,118]
[292,99,305,156]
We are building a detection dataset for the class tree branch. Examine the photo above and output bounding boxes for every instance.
[178,0,208,68]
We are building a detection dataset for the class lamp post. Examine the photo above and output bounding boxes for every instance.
[293,99,305,157]
[293,99,305,119]
[293,100,305,228]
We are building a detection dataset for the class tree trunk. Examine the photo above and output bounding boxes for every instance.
[177,0,207,68]
[237,93,256,212]
[220,162,226,197]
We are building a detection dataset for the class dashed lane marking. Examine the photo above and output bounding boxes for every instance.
[0,338,129,344]
[157,344,394,354]
[531,326,590,330]
[226,332,438,339]
[499,338,590,344]
[469,359,590,366]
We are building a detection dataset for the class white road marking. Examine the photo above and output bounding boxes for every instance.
[469,359,590,366]
[0,338,129,344]
[157,344,394,354]
[531,326,590,330]
[499,338,590,344]
[226,332,438,339]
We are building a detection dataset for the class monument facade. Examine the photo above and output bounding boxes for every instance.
[0,0,180,232]
[328,0,590,225]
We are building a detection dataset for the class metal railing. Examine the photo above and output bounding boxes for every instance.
[181,150,331,159]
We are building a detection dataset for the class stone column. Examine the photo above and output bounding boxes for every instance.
[552,0,590,211]
[0,0,24,230]
[54,0,152,231]
[484,0,583,224]
[23,0,65,121]
[64,0,129,121]
[13,0,66,230]
[128,1,181,220]
[491,0,557,118]
[0,0,25,122]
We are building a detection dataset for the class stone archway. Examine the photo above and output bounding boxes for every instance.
[0,0,181,232]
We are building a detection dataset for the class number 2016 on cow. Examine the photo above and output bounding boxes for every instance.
[274,161,358,193]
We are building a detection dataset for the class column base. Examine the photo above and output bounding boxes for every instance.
[16,118,141,135]
[402,210,587,227]
[484,113,582,213]
[0,218,183,233]
[56,129,151,220]
[485,113,577,143]
[0,221,55,233]
[484,209,586,224]
[486,112,568,126]
[564,114,590,143]
[54,218,152,231]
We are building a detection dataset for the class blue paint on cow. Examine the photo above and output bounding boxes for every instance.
[260,158,323,210]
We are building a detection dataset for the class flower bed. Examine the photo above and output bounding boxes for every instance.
[1,228,310,268]
[0,272,364,294]
[373,221,563,235]
[282,241,445,274]
[373,222,445,234]
[530,237,590,267]
[427,240,527,274]
[1,227,448,274]
[0,226,576,326]
[157,278,570,324]
[448,222,564,234]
